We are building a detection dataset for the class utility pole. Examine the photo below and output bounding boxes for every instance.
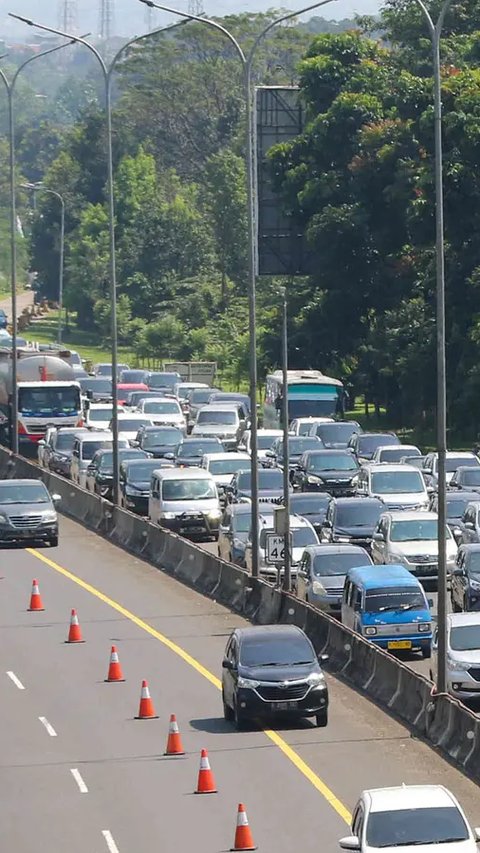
[58,0,78,32]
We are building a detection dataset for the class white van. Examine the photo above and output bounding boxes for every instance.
[149,467,221,540]
[70,431,129,488]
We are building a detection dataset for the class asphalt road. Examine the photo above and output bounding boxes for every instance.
[2,516,480,852]
[0,290,32,317]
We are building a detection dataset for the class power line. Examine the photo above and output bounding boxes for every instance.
[58,0,78,32]
[99,0,115,40]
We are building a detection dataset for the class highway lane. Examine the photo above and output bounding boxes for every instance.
[2,516,480,852]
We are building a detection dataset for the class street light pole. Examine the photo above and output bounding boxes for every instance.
[412,0,453,695]
[0,38,75,453]
[139,0,337,579]
[22,184,65,345]
[280,287,291,592]
[10,13,188,503]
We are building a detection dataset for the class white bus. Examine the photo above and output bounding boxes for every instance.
[263,370,344,428]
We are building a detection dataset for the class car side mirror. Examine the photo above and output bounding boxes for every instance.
[164,452,175,460]
[427,597,434,608]
[339,837,360,851]
[373,532,384,541]
[38,439,46,447]
[51,494,61,504]
[222,658,234,670]
[318,653,329,663]
[426,485,434,494]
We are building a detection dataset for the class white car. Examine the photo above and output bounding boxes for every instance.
[110,414,154,444]
[424,451,480,486]
[244,514,320,580]
[340,784,480,852]
[289,417,334,436]
[239,428,283,460]
[356,463,430,510]
[37,426,57,468]
[84,403,123,431]
[371,510,458,583]
[136,397,186,433]
[432,612,480,699]
[371,444,422,465]
[201,451,250,501]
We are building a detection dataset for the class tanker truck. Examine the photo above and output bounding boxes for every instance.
[0,346,82,447]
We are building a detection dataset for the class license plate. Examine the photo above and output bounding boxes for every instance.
[271,701,298,711]
[387,640,412,650]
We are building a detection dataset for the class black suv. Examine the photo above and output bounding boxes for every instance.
[321,496,384,549]
[292,449,359,496]
[222,624,328,729]
[348,431,399,463]
[134,425,183,458]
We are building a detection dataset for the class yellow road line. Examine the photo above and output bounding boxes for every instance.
[28,547,352,825]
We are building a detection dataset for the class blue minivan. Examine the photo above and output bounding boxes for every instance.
[341,564,433,658]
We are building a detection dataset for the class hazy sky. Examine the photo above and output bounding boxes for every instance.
[2,0,380,40]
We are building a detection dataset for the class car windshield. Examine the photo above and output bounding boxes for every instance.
[79,378,112,394]
[260,526,318,549]
[88,407,112,421]
[126,462,160,481]
[98,449,141,470]
[162,478,217,501]
[82,440,112,460]
[190,389,218,404]
[237,470,283,490]
[178,440,222,457]
[95,364,112,376]
[54,432,76,451]
[444,456,480,472]
[450,624,480,651]
[118,419,150,432]
[277,437,320,455]
[120,370,146,383]
[18,386,80,416]
[379,447,420,462]
[315,423,359,445]
[335,503,383,527]
[197,410,237,425]
[143,401,180,415]
[446,497,471,518]
[290,496,331,515]
[210,459,250,475]
[403,456,425,470]
[148,373,179,389]
[232,512,251,534]
[371,471,423,495]
[365,806,469,847]
[365,587,426,613]
[390,519,451,541]
[461,469,480,485]
[466,553,480,576]
[257,434,278,449]
[312,552,370,576]
[239,633,314,667]
[143,429,181,446]
[358,435,399,454]
[0,483,50,504]
[307,453,358,472]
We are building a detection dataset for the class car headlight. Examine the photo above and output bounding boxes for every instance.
[306,671,325,685]
[470,579,480,590]
[161,512,177,519]
[307,475,321,484]
[364,626,377,636]
[42,511,57,522]
[335,536,351,543]
[448,657,470,672]
[207,509,222,520]
[312,580,326,595]
[350,475,359,486]
[418,622,431,632]
[237,676,260,689]
[0,512,9,523]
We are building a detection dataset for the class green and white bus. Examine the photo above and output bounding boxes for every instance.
[263,370,344,428]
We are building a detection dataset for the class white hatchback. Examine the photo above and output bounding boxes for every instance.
[136,397,186,433]
[340,784,480,852]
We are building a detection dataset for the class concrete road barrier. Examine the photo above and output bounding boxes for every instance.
[3,445,480,782]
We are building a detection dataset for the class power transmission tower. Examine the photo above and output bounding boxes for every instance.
[99,0,115,40]
[188,0,204,14]
[58,0,78,32]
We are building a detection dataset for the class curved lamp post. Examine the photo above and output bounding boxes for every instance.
[139,0,337,584]
[0,37,77,452]
[10,14,188,502]
[21,183,65,345]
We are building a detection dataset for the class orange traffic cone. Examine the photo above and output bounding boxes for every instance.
[164,714,185,756]
[231,803,257,851]
[194,748,217,794]
[65,609,84,643]
[135,679,158,719]
[28,579,44,612]
[105,645,125,682]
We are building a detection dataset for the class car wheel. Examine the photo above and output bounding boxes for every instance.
[316,709,328,727]
[451,595,460,613]
[233,697,248,731]
[222,690,234,722]
[421,645,432,660]
[50,536,58,547]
